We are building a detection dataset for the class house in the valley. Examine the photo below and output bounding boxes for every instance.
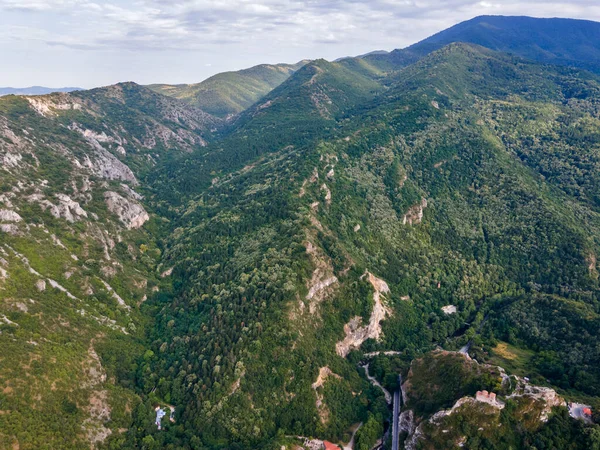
[155,407,166,430]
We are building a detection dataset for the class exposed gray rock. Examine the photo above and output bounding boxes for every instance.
[120,183,143,200]
[26,95,82,117]
[35,279,46,291]
[51,234,67,249]
[0,224,19,235]
[320,183,332,205]
[39,194,88,223]
[104,191,149,229]
[399,410,415,435]
[161,267,174,278]
[2,152,22,168]
[87,147,137,184]
[82,129,119,144]
[403,198,428,225]
[99,278,130,310]
[508,380,565,422]
[48,279,79,300]
[336,271,391,357]
[0,194,14,208]
[442,305,457,314]
[101,266,118,278]
[69,123,138,184]
[0,209,22,222]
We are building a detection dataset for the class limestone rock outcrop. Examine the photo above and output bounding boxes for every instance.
[104,191,149,229]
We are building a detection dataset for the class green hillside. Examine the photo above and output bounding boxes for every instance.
[0,83,218,449]
[351,15,600,79]
[119,43,600,449]
[411,15,600,74]
[148,62,307,118]
[2,16,600,450]
[369,15,600,76]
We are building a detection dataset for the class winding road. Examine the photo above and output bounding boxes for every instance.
[459,341,471,357]
[362,363,392,404]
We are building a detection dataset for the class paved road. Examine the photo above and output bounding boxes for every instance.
[391,375,402,450]
[363,363,392,404]
[343,422,363,450]
[391,389,399,450]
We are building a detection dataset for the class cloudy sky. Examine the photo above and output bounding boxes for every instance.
[1,0,599,88]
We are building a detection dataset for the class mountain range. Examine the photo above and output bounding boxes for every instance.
[0,86,82,96]
[147,61,307,118]
[1,15,600,450]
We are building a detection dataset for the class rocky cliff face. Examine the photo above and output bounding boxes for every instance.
[336,271,392,357]
[401,351,569,449]
[0,84,219,449]
[104,191,149,229]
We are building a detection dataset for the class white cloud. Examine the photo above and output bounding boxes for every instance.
[3,0,599,52]
[0,0,92,11]
[0,0,599,87]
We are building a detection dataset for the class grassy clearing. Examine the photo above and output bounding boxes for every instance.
[487,342,535,376]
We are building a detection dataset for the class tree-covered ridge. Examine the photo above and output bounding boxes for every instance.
[395,15,600,75]
[128,70,391,447]
[117,43,600,448]
[146,58,385,208]
[399,351,600,449]
[3,18,600,449]
[0,82,220,448]
[148,61,307,118]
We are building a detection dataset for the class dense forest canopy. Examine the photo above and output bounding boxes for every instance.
[2,15,600,450]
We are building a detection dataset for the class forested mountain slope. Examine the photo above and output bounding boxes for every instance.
[0,83,219,449]
[410,16,600,74]
[360,16,600,77]
[147,58,384,208]
[115,43,600,449]
[148,61,307,118]
[3,16,600,450]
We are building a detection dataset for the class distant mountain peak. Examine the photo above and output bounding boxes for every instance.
[407,15,600,73]
[0,86,82,96]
